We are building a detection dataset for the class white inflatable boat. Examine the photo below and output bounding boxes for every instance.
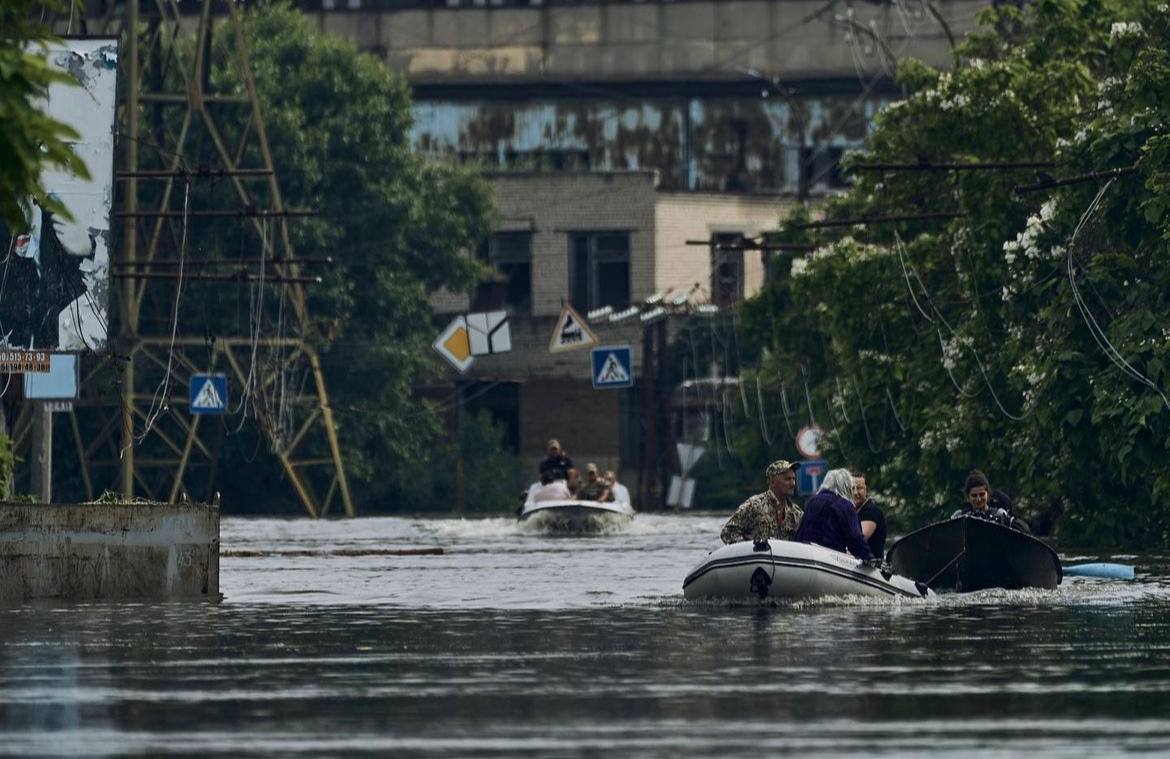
[519,498,635,534]
[683,539,933,601]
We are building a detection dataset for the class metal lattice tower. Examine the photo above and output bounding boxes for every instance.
[11,0,354,516]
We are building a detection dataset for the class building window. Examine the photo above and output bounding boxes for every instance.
[569,232,630,312]
[803,146,850,191]
[505,149,591,172]
[710,232,745,306]
[476,232,532,313]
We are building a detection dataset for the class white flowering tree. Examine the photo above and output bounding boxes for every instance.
[737,0,1170,545]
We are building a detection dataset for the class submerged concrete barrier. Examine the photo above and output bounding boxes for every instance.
[0,501,220,605]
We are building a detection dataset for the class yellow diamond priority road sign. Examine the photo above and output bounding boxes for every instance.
[433,316,475,373]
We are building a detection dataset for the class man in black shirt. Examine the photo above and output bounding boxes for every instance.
[538,438,573,482]
[851,470,887,561]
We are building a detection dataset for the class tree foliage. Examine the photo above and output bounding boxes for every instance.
[730,0,1170,546]
[0,0,89,228]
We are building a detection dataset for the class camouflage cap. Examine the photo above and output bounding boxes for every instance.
[765,459,800,478]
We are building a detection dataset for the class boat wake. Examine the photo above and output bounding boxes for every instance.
[520,509,632,536]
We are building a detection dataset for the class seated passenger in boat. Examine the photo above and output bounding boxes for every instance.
[720,459,803,544]
[951,470,1031,533]
[539,439,574,482]
[532,472,573,503]
[793,468,875,562]
[604,470,630,504]
[576,463,613,502]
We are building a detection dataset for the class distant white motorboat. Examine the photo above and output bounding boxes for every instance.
[519,497,635,534]
[683,539,933,601]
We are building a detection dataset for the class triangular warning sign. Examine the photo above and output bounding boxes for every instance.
[549,304,598,353]
[595,352,630,384]
[192,379,223,410]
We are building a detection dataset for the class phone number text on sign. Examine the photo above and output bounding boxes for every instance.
[0,350,51,373]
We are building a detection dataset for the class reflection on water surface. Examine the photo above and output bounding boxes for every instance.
[2,515,1169,756]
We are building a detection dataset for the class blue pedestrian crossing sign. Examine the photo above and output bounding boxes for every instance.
[190,373,228,415]
[591,345,633,389]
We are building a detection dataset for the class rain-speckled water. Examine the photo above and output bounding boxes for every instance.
[3,514,1170,757]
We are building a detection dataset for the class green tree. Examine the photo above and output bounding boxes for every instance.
[0,0,89,228]
[730,0,1170,546]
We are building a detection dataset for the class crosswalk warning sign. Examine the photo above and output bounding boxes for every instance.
[590,345,634,389]
[549,304,598,353]
[190,373,228,415]
[433,315,475,373]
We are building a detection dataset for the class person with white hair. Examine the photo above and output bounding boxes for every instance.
[793,467,876,562]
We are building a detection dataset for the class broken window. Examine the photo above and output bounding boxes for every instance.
[569,232,630,312]
[476,232,532,314]
[710,232,745,306]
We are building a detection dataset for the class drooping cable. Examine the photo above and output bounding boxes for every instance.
[1066,179,1170,412]
[134,178,190,444]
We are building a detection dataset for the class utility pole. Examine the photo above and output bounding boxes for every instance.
[638,324,657,510]
[654,318,670,510]
[638,318,671,511]
[30,405,51,503]
[121,0,139,499]
[455,381,465,515]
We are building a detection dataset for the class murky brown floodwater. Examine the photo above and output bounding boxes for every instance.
[2,514,1168,757]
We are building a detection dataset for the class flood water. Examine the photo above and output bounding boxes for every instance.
[2,514,1170,756]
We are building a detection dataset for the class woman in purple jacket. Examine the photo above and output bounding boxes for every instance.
[794,468,876,562]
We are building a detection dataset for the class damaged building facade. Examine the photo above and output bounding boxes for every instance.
[304,0,985,504]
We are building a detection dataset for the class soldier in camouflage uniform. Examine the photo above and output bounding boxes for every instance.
[720,459,804,544]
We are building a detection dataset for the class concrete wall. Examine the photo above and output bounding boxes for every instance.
[0,502,220,605]
[304,0,985,85]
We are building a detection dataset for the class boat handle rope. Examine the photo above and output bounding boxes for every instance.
[925,548,966,588]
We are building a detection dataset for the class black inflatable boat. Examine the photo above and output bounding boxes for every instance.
[887,514,1061,592]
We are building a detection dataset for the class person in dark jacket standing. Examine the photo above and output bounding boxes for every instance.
[794,468,875,561]
[851,470,887,560]
[538,439,573,482]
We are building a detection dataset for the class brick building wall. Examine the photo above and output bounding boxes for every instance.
[519,378,622,475]
[491,171,658,317]
[654,191,794,301]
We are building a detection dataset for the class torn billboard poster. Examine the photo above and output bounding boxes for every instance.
[0,38,118,352]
